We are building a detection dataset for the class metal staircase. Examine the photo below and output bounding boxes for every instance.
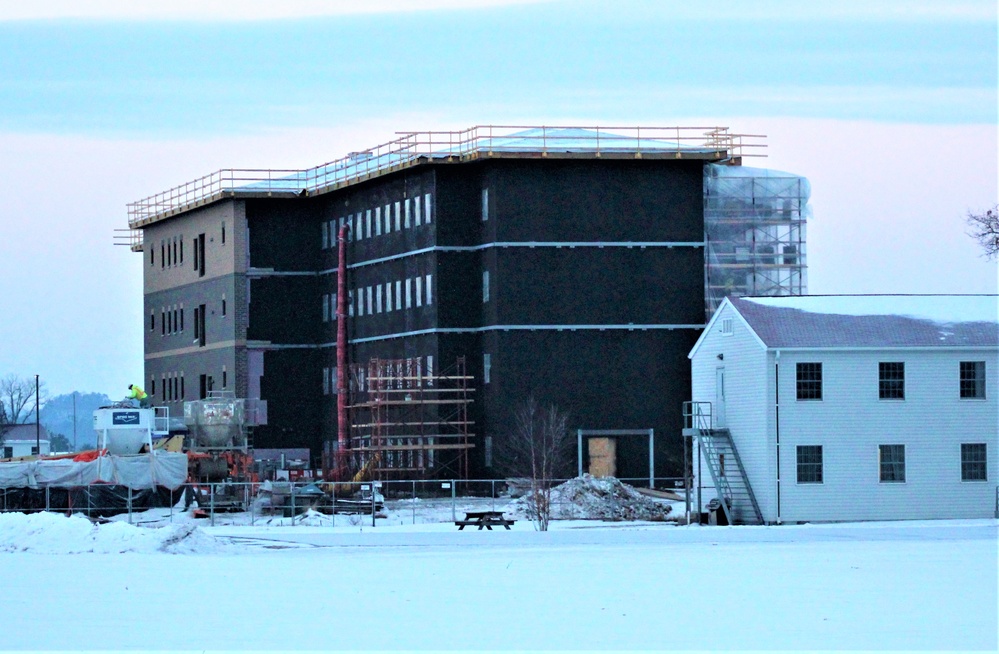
[683,402,764,526]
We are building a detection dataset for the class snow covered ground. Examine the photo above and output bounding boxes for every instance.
[0,510,995,652]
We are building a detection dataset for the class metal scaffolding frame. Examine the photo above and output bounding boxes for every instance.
[703,164,811,317]
[347,357,475,480]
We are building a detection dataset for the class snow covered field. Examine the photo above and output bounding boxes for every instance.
[0,512,995,652]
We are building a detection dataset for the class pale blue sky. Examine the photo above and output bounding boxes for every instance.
[0,0,996,398]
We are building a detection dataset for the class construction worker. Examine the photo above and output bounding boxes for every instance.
[127,384,150,408]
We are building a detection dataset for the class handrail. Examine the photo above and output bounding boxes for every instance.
[127,125,767,229]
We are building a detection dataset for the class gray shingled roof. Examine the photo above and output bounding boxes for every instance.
[730,295,999,348]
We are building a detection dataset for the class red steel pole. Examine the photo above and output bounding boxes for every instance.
[336,224,351,481]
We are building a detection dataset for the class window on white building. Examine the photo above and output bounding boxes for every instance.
[879,444,905,482]
[879,362,905,400]
[960,361,986,399]
[796,445,823,483]
[961,443,987,481]
[796,363,822,400]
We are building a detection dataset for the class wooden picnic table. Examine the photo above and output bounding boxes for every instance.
[455,510,515,530]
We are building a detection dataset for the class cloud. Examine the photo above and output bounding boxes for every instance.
[0,0,552,21]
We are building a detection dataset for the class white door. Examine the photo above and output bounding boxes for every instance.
[715,367,726,428]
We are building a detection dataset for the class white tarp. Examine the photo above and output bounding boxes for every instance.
[0,453,188,490]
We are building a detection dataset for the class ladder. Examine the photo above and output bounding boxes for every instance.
[683,402,763,525]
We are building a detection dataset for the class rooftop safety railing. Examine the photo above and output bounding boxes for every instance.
[126,125,766,228]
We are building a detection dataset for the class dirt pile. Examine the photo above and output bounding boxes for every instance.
[511,475,674,521]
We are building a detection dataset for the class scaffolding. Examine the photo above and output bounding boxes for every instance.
[704,164,811,317]
[347,357,474,480]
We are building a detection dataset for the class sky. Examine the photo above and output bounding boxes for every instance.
[0,0,996,399]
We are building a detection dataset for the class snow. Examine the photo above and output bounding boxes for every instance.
[0,511,233,555]
[743,294,998,325]
[0,508,995,651]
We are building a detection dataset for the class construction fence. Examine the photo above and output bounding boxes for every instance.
[0,477,690,527]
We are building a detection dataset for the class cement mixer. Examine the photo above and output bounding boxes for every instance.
[184,392,248,449]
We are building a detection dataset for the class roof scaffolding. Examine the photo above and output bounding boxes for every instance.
[121,125,767,248]
[703,164,812,318]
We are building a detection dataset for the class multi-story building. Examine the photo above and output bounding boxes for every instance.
[127,126,810,481]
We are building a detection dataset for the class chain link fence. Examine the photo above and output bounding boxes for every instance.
[0,477,690,527]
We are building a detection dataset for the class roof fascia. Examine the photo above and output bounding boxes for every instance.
[688,298,768,359]
[766,346,999,352]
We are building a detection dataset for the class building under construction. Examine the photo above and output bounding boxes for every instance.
[124,126,810,482]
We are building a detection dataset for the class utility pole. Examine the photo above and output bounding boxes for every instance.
[35,374,40,455]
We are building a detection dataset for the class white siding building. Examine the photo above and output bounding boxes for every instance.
[687,295,998,524]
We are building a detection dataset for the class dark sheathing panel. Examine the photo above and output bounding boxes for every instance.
[493,247,705,326]
[254,349,322,457]
[477,329,700,480]
[489,159,703,242]
[246,199,319,271]
[247,276,320,344]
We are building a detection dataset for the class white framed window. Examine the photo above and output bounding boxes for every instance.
[376,284,383,313]
[482,270,490,303]
[424,193,432,223]
[796,363,823,401]
[384,204,391,233]
[404,198,411,228]
[879,444,905,483]
[484,353,491,384]
[394,201,401,231]
[375,206,382,236]
[385,282,393,312]
[879,362,905,400]
[405,278,412,308]
[482,187,489,221]
[961,443,987,481]
[395,280,402,310]
[796,445,823,483]
[415,277,422,306]
[425,274,433,306]
[367,286,373,314]
[414,197,422,225]
[366,209,372,238]
[960,361,986,399]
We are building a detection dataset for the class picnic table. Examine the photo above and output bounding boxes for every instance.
[455,510,515,530]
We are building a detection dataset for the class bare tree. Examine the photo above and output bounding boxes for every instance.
[0,374,47,426]
[495,397,574,531]
[967,204,999,259]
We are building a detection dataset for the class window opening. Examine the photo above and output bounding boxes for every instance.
[879,444,905,482]
[879,362,905,399]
